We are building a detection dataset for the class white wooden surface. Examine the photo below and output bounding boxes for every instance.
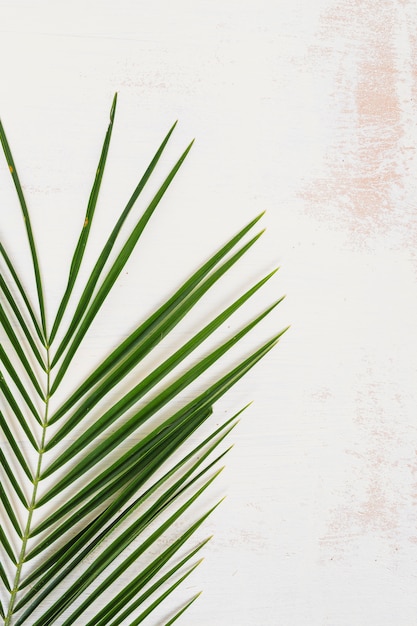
[1,1,417,624]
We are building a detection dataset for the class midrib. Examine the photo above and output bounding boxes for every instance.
[5,347,51,625]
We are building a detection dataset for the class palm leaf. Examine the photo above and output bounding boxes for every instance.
[0,95,286,625]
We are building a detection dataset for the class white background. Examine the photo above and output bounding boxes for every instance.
[1,1,417,624]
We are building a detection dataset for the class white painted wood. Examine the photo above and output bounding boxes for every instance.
[1,1,416,624]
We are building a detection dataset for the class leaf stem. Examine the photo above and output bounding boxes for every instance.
[5,348,51,624]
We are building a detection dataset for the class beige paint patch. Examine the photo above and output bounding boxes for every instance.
[300,0,417,242]
[319,365,413,561]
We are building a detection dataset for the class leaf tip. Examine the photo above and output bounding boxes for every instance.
[274,325,290,342]
[271,294,286,310]
[110,92,118,120]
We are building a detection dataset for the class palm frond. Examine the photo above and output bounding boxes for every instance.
[0,95,286,625]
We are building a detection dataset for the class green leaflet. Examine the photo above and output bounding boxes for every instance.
[48,93,118,345]
[0,484,22,538]
[0,561,11,593]
[0,243,44,344]
[0,119,47,338]
[0,305,45,399]
[23,412,237,594]
[0,348,41,424]
[42,295,281,478]
[0,412,33,482]
[48,212,265,425]
[49,138,193,392]
[101,548,205,626]
[0,96,285,625]
[0,275,46,370]
[49,114,178,355]
[1,376,39,450]
[0,449,28,507]
[0,527,16,565]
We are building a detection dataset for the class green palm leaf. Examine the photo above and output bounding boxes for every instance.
[0,95,286,625]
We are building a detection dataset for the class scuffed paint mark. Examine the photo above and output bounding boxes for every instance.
[300,0,417,243]
[326,409,398,534]
[319,356,415,561]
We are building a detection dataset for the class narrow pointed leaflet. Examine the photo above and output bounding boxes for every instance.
[1,97,286,626]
